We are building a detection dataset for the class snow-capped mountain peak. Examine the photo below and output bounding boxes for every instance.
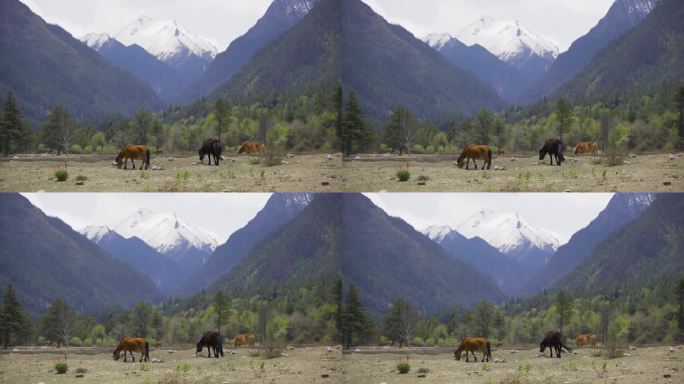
[456,16,560,64]
[81,33,113,50]
[80,225,112,242]
[112,209,218,255]
[422,225,454,242]
[114,16,218,62]
[455,209,560,254]
[422,33,453,50]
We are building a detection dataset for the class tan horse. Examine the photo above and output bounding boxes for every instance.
[576,333,597,347]
[574,141,599,155]
[115,145,150,170]
[113,337,149,362]
[457,145,492,170]
[454,337,491,362]
[233,333,255,347]
[236,141,265,155]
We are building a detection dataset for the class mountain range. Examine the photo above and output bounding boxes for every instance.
[0,194,163,316]
[0,0,162,125]
[520,0,658,103]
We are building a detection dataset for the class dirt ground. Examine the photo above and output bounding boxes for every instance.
[341,345,683,384]
[0,152,682,192]
[0,346,342,384]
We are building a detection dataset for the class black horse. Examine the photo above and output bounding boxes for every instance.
[539,138,566,166]
[540,331,572,358]
[196,331,224,358]
[199,139,222,166]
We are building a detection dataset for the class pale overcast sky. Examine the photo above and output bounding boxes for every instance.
[20,0,614,52]
[366,193,614,244]
[23,193,272,243]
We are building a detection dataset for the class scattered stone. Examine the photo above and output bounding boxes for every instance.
[287,346,295,351]
[321,181,330,186]
[327,347,333,353]
[321,374,330,378]
[354,348,361,352]
[151,358,164,363]
[493,165,505,170]
[493,358,506,363]
[628,346,637,351]
[151,166,165,171]
[354,156,361,160]
[664,181,672,186]
[12,348,18,352]
[167,158,175,161]
[287,154,295,159]
[509,350,517,354]
[75,182,84,186]
[417,374,426,378]
[417,181,426,186]
[417,368,429,373]
[669,347,675,353]
[669,154,676,161]
[509,157,517,161]
[327,154,333,160]
[12,156,19,159]
[664,374,672,378]
[629,154,637,158]
[167,350,175,354]
[75,374,84,378]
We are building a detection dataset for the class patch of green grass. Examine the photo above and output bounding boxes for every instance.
[139,171,149,180]
[396,170,410,182]
[396,362,410,374]
[54,362,68,374]
[481,171,490,179]
[175,363,190,374]
[54,170,69,182]
[176,171,190,181]
[518,171,532,181]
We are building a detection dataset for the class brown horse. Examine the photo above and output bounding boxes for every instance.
[236,141,265,155]
[539,139,565,166]
[115,145,150,170]
[454,337,491,362]
[199,138,222,166]
[196,331,223,358]
[113,337,149,362]
[576,333,597,347]
[233,333,255,347]
[540,331,572,358]
[457,145,492,170]
[574,141,599,155]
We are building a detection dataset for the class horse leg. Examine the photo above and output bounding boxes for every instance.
[474,160,479,170]
[132,159,136,170]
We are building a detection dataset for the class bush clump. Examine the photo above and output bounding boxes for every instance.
[396,170,410,182]
[55,170,69,182]
[396,362,410,374]
[54,362,68,374]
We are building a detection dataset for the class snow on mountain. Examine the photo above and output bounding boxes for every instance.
[455,209,560,255]
[422,225,454,243]
[114,16,217,63]
[80,225,112,242]
[112,209,218,255]
[618,0,658,21]
[81,33,113,50]
[278,0,317,18]
[456,16,560,64]
[422,33,453,50]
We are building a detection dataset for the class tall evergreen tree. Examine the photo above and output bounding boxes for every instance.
[42,107,73,155]
[473,301,495,338]
[555,99,573,142]
[334,86,343,151]
[342,283,367,348]
[1,91,29,156]
[676,277,684,341]
[556,291,574,340]
[383,298,419,347]
[214,290,230,337]
[342,91,372,156]
[131,301,154,338]
[475,109,494,145]
[41,299,74,347]
[215,98,230,144]
[334,278,343,343]
[676,87,684,150]
[1,284,31,348]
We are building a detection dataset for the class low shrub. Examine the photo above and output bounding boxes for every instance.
[54,362,68,374]
[396,170,410,182]
[396,362,410,374]
[55,170,69,182]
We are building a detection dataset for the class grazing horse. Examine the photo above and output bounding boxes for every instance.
[196,331,224,358]
[233,333,255,347]
[539,139,565,166]
[456,145,492,170]
[454,337,491,363]
[199,138,222,166]
[574,141,599,155]
[540,331,572,358]
[116,145,150,170]
[576,333,597,347]
[236,141,265,155]
[113,337,149,362]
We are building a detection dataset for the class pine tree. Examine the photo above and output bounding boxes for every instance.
[676,87,684,150]
[475,109,494,145]
[342,283,367,348]
[131,301,154,338]
[42,107,73,155]
[676,277,684,341]
[41,299,74,347]
[215,98,230,145]
[556,291,574,340]
[1,284,31,348]
[334,278,343,343]
[555,99,573,142]
[214,290,230,337]
[383,298,419,347]
[333,86,343,151]
[473,301,495,338]
[1,91,28,156]
[342,91,372,156]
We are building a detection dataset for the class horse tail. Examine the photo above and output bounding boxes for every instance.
[561,341,572,352]
[145,341,150,361]
[146,149,151,167]
[219,338,224,357]
[236,143,245,155]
